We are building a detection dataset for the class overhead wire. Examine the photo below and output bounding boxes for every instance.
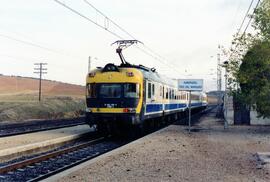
[54,0,185,76]
[54,0,123,39]
[0,33,85,60]
[236,0,255,36]
[0,34,61,54]
[82,0,185,75]
[231,0,261,54]
[240,0,261,37]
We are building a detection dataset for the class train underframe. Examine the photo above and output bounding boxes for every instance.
[86,106,207,137]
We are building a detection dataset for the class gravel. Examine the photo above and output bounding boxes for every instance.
[56,112,270,182]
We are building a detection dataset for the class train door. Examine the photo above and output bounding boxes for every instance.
[140,80,147,121]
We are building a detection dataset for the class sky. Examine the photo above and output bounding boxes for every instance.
[0,0,257,91]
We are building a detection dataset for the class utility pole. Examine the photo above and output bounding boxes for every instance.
[223,61,229,129]
[34,63,47,102]
[188,90,192,134]
[88,56,91,73]
[217,45,222,107]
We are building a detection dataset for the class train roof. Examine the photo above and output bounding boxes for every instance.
[117,63,177,87]
[91,63,206,93]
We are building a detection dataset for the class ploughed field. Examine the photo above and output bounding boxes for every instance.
[0,75,85,123]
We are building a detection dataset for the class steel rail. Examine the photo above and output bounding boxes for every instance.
[0,122,86,138]
[0,137,104,174]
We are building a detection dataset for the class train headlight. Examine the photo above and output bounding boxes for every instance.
[85,108,92,113]
[88,72,96,77]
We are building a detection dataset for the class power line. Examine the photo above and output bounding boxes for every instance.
[0,34,60,53]
[54,0,185,76]
[53,0,123,39]
[231,0,260,53]
[82,0,185,75]
[236,0,255,36]
[240,0,261,37]
[0,33,85,60]
[83,0,135,39]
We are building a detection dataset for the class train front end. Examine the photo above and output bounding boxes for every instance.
[85,63,143,133]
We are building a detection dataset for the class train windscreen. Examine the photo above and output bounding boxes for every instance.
[100,84,122,98]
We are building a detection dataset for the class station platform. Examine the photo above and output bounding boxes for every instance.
[47,111,270,182]
[0,125,92,162]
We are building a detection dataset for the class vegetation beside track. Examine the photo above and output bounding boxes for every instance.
[226,0,270,118]
[0,94,85,123]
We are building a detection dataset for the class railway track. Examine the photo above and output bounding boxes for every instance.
[0,117,86,137]
[0,107,214,181]
[0,136,125,181]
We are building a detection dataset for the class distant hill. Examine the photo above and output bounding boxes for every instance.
[0,75,85,96]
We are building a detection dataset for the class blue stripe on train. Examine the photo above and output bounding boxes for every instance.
[146,103,187,113]
[146,102,205,113]
[164,103,186,110]
[146,104,163,113]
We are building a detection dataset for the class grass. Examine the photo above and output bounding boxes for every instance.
[0,94,85,123]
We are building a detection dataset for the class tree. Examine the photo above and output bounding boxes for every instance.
[237,41,270,117]
[227,0,270,118]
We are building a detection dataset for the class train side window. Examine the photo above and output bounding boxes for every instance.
[160,86,162,97]
[152,83,155,96]
[163,86,165,99]
[166,88,168,99]
[169,89,171,99]
[148,83,151,99]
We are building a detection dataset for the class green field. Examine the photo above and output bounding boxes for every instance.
[0,94,85,123]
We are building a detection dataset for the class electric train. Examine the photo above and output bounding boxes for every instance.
[85,40,207,135]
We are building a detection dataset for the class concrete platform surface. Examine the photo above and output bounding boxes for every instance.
[0,124,92,160]
[47,112,270,182]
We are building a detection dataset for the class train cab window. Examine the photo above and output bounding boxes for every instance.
[124,83,139,98]
[100,84,121,98]
[148,83,151,99]
[87,83,97,98]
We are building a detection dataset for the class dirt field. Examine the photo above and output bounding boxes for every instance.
[0,75,84,96]
[0,75,85,123]
[56,110,270,182]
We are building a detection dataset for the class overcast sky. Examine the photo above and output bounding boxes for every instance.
[0,0,256,91]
